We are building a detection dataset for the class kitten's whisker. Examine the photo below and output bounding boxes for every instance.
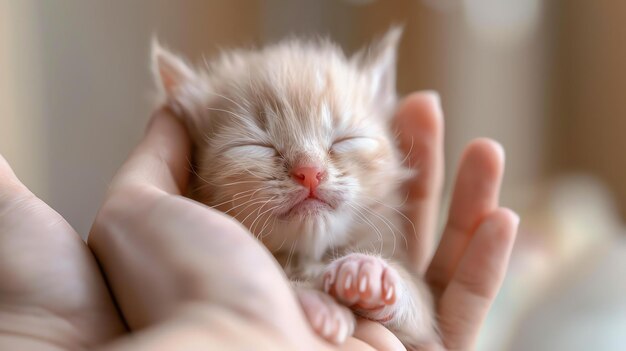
[208,188,262,208]
[218,186,273,209]
[250,203,279,236]
[399,135,415,166]
[189,166,218,187]
[324,216,339,260]
[259,209,279,239]
[240,196,276,227]
[355,204,396,255]
[224,197,272,215]
[240,168,268,180]
[348,204,384,254]
[360,193,406,209]
[211,190,264,210]
[230,196,272,215]
[220,179,265,187]
[254,207,279,239]
[346,208,382,258]
[361,195,418,242]
[355,203,408,257]
[231,187,267,199]
[231,189,273,206]
[285,238,299,270]
[274,224,288,251]
[231,199,273,223]
[195,179,267,194]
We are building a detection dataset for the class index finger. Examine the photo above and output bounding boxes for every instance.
[110,108,192,195]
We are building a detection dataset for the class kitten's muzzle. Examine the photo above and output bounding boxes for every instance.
[291,165,325,193]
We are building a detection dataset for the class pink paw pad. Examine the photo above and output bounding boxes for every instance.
[322,253,401,322]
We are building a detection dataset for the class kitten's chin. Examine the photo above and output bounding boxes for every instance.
[280,198,333,219]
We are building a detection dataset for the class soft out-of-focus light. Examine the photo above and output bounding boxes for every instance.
[463,0,542,44]
[421,0,456,12]
[341,0,377,5]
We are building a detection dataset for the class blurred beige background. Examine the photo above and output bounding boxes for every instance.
[1,1,625,350]
[0,0,553,236]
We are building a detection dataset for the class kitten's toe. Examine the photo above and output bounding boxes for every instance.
[322,253,402,323]
[381,264,401,305]
[296,288,355,344]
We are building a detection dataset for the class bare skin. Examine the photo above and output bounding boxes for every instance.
[0,91,518,350]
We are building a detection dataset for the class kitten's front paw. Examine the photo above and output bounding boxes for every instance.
[296,288,356,344]
[321,253,401,323]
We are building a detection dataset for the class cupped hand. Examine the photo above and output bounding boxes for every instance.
[87,93,517,350]
[0,91,518,351]
[0,155,125,349]
[87,109,398,350]
[390,92,519,350]
[0,112,389,350]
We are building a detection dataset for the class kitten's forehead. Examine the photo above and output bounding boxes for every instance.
[248,45,369,138]
[209,40,383,158]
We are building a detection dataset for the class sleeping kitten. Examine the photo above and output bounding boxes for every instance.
[151,28,439,349]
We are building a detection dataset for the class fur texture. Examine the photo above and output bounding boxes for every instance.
[151,28,438,348]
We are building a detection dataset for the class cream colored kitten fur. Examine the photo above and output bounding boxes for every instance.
[151,28,438,349]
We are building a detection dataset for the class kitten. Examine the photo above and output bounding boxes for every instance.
[151,28,438,349]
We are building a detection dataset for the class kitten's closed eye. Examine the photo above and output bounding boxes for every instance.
[229,143,279,158]
[331,137,379,154]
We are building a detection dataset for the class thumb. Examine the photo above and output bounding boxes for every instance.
[109,108,192,195]
[0,153,30,197]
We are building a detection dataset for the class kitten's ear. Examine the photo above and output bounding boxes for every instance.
[351,26,403,110]
[151,38,208,140]
[151,39,197,97]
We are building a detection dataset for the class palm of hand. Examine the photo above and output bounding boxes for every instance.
[0,176,124,349]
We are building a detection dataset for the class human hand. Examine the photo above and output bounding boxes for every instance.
[0,111,396,350]
[0,91,517,351]
[0,155,125,349]
[388,92,519,350]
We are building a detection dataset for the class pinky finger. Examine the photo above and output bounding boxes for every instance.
[436,208,519,350]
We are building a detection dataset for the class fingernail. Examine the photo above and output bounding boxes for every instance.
[344,275,352,291]
[504,208,521,228]
[488,139,506,165]
[480,208,520,234]
[422,90,442,119]
[322,317,331,337]
[337,320,346,343]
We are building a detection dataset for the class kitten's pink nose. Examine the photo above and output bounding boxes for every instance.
[291,166,323,192]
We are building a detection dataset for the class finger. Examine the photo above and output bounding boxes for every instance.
[437,208,519,350]
[426,139,504,296]
[0,153,30,198]
[110,108,192,195]
[351,318,406,351]
[393,91,444,273]
[340,338,378,351]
